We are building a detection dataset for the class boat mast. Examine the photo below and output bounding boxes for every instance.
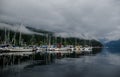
[19,30,22,46]
[7,30,10,44]
[75,38,77,46]
[60,35,62,45]
[4,27,7,44]
[13,31,16,45]
[48,34,51,48]
[19,24,22,46]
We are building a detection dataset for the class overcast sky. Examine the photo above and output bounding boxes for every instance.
[0,0,120,41]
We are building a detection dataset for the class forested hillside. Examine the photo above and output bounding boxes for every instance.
[0,27,102,47]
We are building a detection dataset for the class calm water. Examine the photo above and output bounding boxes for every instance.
[0,48,120,77]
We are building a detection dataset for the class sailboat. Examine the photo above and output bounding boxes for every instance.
[82,39,92,52]
[0,24,34,52]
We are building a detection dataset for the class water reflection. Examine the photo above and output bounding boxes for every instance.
[0,48,120,77]
[106,47,120,54]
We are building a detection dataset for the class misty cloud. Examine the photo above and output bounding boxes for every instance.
[0,22,44,35]
[0,0,120,41]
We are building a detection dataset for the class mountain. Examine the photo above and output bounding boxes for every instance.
[105,40,120,48]
[0,23,103,47]
[105,40,120,53]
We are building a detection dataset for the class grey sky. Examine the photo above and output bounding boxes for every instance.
[0,0,120,41]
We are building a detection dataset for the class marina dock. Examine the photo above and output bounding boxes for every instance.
[0,47,95,67]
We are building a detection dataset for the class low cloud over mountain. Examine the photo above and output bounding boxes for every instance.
[0,0,120,41]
